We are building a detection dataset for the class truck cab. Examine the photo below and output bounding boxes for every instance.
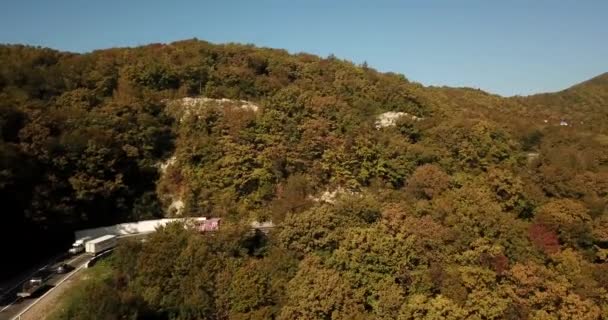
[68,236,91,255]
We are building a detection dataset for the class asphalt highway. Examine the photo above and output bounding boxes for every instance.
[0,233,150,320]
[0,253,91,320]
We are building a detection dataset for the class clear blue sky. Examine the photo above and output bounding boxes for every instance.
[1,0,606,96]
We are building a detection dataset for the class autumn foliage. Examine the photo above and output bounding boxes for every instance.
[1,41,608,319]
[529,223,560,254]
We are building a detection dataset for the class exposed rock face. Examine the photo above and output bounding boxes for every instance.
[155,155,184,215]
[157,155,185,216]
[167,199,185,216]
[158,155,177,174]
[526,152,540,163]
[179,97,259,111]
[375,111,422,129]
[167,97,259,122]
[157,97,261,216]
[309,187,358,204]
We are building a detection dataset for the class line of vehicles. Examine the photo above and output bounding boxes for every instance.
[69,234,117,255]
[16,234,117,298]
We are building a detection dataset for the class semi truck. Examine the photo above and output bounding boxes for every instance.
[68,236,92,255]
[85,235,117,255]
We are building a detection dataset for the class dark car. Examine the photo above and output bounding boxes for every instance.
[56,264,73,274]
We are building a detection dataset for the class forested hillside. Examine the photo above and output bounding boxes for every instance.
[1,40,607,319]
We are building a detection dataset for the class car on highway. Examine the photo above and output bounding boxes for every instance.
[29,276,43,284]
[17,270,49,298]
[56,263,73,274]
[29,268,50,283]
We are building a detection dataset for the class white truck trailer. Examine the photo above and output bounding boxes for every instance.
[68,236,92,255]
[85,235,117,255]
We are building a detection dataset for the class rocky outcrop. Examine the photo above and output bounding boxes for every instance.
[167,97,259,122]
[309,187,359,204]
[375,111,423,129]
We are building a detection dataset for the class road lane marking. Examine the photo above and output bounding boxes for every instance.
[0,235,140,319]
[0,297,19,312]
[67,253,88,265]
[10,260,88,320]
[0,261,54,302]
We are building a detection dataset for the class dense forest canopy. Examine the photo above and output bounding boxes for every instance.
[1,39,607,319]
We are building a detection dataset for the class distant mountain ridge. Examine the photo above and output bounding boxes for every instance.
[571,72,608,89]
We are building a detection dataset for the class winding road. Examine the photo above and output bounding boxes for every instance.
[0,253,91,320]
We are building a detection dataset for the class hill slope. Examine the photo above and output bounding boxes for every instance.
[514,72,608,129]
[1,40,608,319]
